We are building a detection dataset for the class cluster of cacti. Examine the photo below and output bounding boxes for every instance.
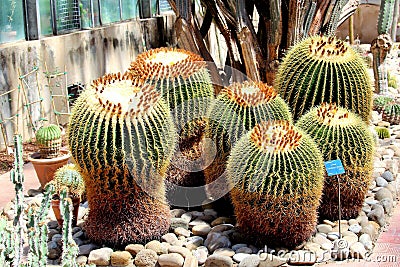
[26,183,55,267]
[204,81,292,205]
[382,102,400,124]
[0,135,55,267]
[227,120,325,247]
[296,103,375,220]
[275,35,373,122]
[35,124,62,158]
[52,164,85,198]
[68,72,176,246]
[375,126,391,139]
[373,95,393,113]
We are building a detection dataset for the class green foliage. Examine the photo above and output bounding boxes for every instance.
[382,102,400,124]
[296,103,375,220]
[375,126,391,139]
[68,73,176,246]
[35,124,62,158]
[378,0,396,35]
[52,164,85,198]
[373,95,393,113]
[227,120,324,247]
[275,35,373,122]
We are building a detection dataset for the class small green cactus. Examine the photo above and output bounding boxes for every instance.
[227,120,324,248]
[388,71,398,89]
[68,73,176,246]
[382,102,400,124]
[204,82,292,203]
[296,103,375,220]
[375,126,391,139]
[52,164,85,199]
[373,95,393,113]
[35,124,62,158]
[275,35,373,122]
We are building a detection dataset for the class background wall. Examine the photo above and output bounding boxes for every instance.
[0,16,176,148]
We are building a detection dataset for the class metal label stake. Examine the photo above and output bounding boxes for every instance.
[324,159,346,238]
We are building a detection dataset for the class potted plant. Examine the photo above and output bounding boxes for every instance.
[48,163,85,226]
[28,124,70,188]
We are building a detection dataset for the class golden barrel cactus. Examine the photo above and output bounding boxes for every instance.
[227,120,324,247]
[68,73,176,246]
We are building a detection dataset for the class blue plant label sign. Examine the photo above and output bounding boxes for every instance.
[324,159,345,176]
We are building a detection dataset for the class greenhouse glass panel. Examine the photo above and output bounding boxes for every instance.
[159,0,172,14]
[0,0,25,43]
[121,0,138,20]
[100,0,121,24]
[54,0,81,34]
[38,0,53,36]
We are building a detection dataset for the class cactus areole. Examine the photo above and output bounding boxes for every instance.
[68,73,176,247]
[275,35,373,122]
[227,120,324,247]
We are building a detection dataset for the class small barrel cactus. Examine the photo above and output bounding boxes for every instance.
[373,95,393,113]
[275,35,373,122]
[227,120,324,248]
[375,126,391,139]
[52,164,85,198]
[382,102,400,125]
[68,73,176,246]
[35,124,62,158]
[204,82,292,203]
[296,103,375,220]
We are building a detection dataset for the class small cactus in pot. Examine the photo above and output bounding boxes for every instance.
[35,123,62,159]
[48,163,85,226]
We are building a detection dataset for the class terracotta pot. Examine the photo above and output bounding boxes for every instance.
[28,150,70,188]
[51,197,80,227]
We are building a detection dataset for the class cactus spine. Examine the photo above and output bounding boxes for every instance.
[275,35,373,122]
[296,103,375,220]
[205,82,292,204]
[68,73,176,246]
[227,121,324,247]
[35,124,62,158]
[53,164,85,198]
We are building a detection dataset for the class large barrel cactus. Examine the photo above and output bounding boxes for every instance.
[296,103,375,220]
[128,48,214,191]
[68,73,176,247]
[128,47,214,130]
[204,81,292,203]
[275,35,373,122]
[227,120,324,247]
